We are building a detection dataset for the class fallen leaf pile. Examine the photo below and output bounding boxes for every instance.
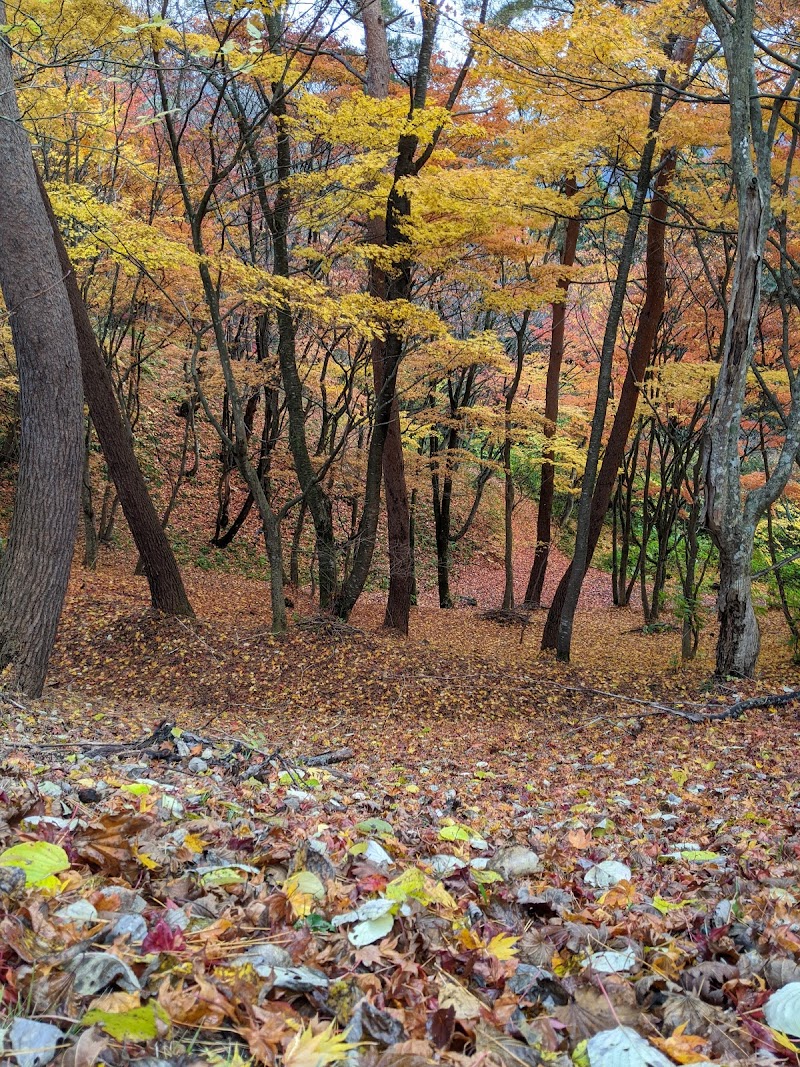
[1,677,800,1067]
[1,549,799,1065]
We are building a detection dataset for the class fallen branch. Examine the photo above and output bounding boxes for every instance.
[553,682,800,725]
[301,747,354,767]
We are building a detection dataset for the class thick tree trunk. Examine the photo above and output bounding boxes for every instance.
[0,28,84,695]
[37,170,194,617]
[698,0,800,675]
[714,535,760,676]
[525,181,579,607]
[701,177,767,676]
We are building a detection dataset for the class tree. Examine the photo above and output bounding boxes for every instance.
[700,0,800,676]
[0,18,84,695]
[36,171,194,618]
[539,23,702,657]
[524,178,579,608]
[362,0,413,633]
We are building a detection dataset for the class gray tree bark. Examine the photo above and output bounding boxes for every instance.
[701,0,800,676]
[0,20,84,695]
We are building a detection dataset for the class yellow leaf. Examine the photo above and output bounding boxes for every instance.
[487,933,519,961]
[284,870,326,919]
[134,850,160,870]
[283,1021,357,1067]
[768,1027,800,1054]
[457,927,483,951]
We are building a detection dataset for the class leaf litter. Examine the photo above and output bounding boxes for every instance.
[0,568,799,1064]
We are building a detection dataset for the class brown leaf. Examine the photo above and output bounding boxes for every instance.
[61,1025,110,1067]
[662,992,713,1037]
[474,1023,541,1066]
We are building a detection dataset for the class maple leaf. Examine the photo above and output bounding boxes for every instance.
[486,933,519,961]
[141,919,186,954]
[282,1022,357,1067]
[650,1023,712,1064]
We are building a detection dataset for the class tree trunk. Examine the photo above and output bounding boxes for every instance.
[502,434,516,610]
[381,391,412,632]
[701,177,766,676]
[502,316,528,609]
[435,477,454,609]
[715,535,760,676]
[290,499,307,588]
[525,180,579,607]
[82,424,99,571]
[0,26,84,695]
[542,133,676,651]
[551,99,662,660]
[358,0,412,633]
[699,0,800,676]
[36,170,194,617]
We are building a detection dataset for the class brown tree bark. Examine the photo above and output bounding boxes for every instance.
[36,169,194,618]
[542,145,677,650]
[0,24,84,695]
[524,180,579,607]
[334,1,441,621]
[502,314,529,609]
[362,0,413,634]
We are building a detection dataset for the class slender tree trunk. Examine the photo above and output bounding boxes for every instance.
[363,0,412,632]
[332,143,416,620]
[434,477,454,609]
[502,317,528,609]
[525,180,579,607]
[269,100,337,610]
[552,110,661,659]
[333,0,450,620]
[409,487,418,605]
[542,130,675,652]
[502,436,516,610]
[82,422,99,570]
[290,499,307,588]
[0,27,84,694]
[99,486,118,544]
[37,170,194,617]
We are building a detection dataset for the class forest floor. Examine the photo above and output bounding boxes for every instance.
[1,538,799,1066]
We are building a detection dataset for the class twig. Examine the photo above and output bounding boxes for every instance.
[0,691,26,710]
